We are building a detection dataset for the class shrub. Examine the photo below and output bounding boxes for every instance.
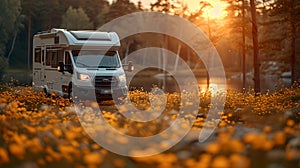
[0,55,8,79]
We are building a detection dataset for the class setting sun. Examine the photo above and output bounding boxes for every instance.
[114,0,229,19]
[204,2,228,19]
[200,0,228,19]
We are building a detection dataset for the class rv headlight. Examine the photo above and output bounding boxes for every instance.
[77,73,90,81]
[118,74,126,86]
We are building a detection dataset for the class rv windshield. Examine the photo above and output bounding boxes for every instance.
[72,50,120,68]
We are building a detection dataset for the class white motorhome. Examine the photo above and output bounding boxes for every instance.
[32,28,131,101]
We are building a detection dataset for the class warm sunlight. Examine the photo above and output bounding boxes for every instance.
[109,0,229,19]
[201,0,228,19]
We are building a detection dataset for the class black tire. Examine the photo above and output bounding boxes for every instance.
[44,88,50,97]
[68,83,74,102]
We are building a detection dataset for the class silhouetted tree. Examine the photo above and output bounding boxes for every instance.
[83,0,109,28]
[250,0,260,92]
[104,0,139,23]
[61,6,93,30]
[0,0,21,74]
[151,0,189,17]
[270,0,300,82]
[0,0,22,56]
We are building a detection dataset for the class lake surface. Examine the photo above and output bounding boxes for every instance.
[128,73,292,94]
[2,70,292,94]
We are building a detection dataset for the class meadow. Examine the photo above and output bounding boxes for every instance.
[0,85,299,168]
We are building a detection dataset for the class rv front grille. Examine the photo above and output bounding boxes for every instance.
[94,76,117,88]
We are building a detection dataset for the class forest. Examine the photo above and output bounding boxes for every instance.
[0,0,299,85]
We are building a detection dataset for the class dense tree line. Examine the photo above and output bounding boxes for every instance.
[224,0,300,87]
[0,0,299,86]
[0,0,140,72]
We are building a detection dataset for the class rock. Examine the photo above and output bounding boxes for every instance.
[284,108,300,123]
[232,126,260,140]
[176,150,192,160]
[288,136,300,149]
[287,136,300,160]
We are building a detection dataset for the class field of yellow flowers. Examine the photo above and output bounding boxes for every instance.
[0,85,299,168]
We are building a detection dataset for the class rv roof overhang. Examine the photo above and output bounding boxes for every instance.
[66,30,121,51]
[34,30,121,51]
[68,44,120,51]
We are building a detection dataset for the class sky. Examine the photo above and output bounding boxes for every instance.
[107,0,204,11]
[107,0,228,19]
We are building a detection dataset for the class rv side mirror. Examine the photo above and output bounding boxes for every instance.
[123,61,134,72]
[128,61,134,71]
[57,62,64,72]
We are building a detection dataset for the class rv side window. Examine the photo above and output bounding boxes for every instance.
[58,50,63,63]
[46,51,51,66]
[52,50,63,68]
[42,51,44,63]
[51,51,57,68]
[46,49,63,68]
[34,48,41,63]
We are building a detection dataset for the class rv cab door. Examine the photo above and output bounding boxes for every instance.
[41,47,46,82]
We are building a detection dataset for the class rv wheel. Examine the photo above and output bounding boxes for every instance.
[43,88,50,97]
[68,85,73,101]
[68,83,78,103]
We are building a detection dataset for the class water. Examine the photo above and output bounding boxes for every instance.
[129,74,292,93]
[2,70,292,93]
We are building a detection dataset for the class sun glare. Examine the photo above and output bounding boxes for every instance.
[185,0,228,19]
[202,0,228,19]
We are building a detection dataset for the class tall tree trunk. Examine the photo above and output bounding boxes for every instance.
[290,0,296,83]
[250,0,260,92]
[291,20,296,83]
[27,16,31,71]
[207,16,211,90]
[7,29,18,62]
[242,0,246,89]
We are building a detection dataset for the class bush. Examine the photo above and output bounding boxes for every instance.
[0,55,8,79]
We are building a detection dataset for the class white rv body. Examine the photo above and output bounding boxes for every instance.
[32,28,127,100]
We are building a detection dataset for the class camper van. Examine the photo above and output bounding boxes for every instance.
[32,28,131,101]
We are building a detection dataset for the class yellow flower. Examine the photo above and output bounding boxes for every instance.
[53,128,62,138]
[198,153,212,167]
[83,152,103,165]
[274,131,286,145]
[23,125,36,134]
[229,154,250,168]
[263,126,272,133]
[286,119,295,127]
[230,139,245,153]
[45,147,62,161]
[206,142,220,154]
[0,148,9,163]
[9,143,25,160]
[211,156,230,168]
[65,131,77,141]
[29,138,44,154]
[262,140,274,151]
[113,158,126,167]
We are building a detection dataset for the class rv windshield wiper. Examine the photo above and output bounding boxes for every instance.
[98,66,118,68]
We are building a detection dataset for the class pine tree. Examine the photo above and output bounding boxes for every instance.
[0,0,21,74]
[61,6,93,30]
[270,0,300,83]
[104,0,139,23]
